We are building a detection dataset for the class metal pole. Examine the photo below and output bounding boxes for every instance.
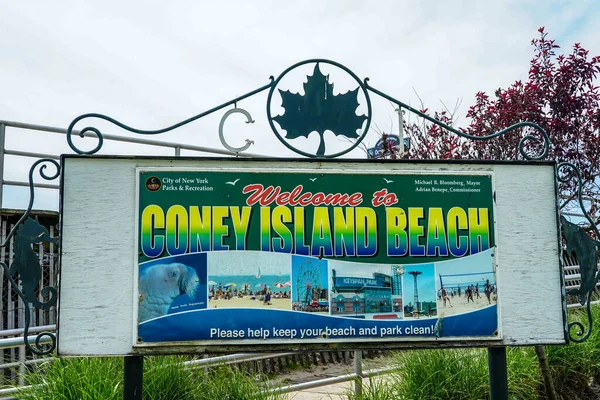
[0,123,6,208]
[488,347,508,400]
[353,350,363,397]
[18,344,25,386]
[397,107,404,156]
[123,355,143,400]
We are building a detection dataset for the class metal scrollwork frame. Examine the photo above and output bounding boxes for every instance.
[1,159,60,355]
[557,162,600,342]
[66,58,551,160]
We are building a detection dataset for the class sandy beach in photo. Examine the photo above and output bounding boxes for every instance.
[208,296,291,310]
[435,293,497,317]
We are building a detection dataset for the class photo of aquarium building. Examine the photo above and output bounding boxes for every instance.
[330,266,403,318]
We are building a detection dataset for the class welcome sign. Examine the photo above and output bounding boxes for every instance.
[58,157,564,355]
[136,168,498,344]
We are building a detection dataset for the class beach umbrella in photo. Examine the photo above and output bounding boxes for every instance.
[255,283,264,288]
[223,283,237,289]
[208,280,217,286]
[284,281,291,287]
[274,283,285,288]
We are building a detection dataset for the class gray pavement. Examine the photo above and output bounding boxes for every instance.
[285,381,350,399]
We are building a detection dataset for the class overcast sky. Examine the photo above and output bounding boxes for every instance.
[2,0,599,210]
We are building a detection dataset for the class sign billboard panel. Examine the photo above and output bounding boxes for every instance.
[58,157,564,355]
[136,169,497,344]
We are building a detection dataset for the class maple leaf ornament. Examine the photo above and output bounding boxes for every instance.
[273,63,367,156]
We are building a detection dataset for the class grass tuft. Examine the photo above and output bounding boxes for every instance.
[347,376,399,400]
[14,356,284,400]
[545,304,600,399]
[143,356,199,400]
[16,357,123,400]
[194,365,282,400]
[392,349,490,400]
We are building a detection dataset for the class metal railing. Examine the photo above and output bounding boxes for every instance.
[0,119,270,208]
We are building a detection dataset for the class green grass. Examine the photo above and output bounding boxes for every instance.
[14,356,283,400]
[350,347,540,400]
[348,376,400,400]
[143,356,199,400]
[16,357,122,400]
[348,304,600,400]
[392,349,492,400]
[545,304,600,399]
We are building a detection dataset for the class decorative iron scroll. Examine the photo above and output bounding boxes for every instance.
[558,162,600,342]
[1,159,59,355]
[66,58,550,160]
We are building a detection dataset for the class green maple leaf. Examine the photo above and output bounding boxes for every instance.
[273,63,367,156]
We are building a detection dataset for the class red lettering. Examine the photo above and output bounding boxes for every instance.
[298,193,312,206]
[242,184,264,206]
[288,185,304,206]
[371,188,397,207]
[348,193,363,206]
[243,183,363,207]
[242,184,281,206]
[323,193,349,205]
[311,193,325,205]
[372,189,388,206]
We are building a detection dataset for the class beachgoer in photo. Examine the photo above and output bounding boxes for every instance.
[441,286,452,307]
[484,279,492,304]
[466,286,474,303]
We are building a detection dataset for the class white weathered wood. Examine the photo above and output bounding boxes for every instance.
[59,158,563,355]
[60,159,138,355]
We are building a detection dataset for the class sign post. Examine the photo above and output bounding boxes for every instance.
[488,347,508,400]
[123,356,143,400]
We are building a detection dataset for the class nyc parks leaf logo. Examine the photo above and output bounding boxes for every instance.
[273,63,367,156]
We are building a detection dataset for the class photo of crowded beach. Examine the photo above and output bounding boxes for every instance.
[434,248,496,317]
[207,251,292,310]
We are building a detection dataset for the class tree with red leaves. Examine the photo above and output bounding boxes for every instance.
[398,27,600,229]
[387,28,599,399]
